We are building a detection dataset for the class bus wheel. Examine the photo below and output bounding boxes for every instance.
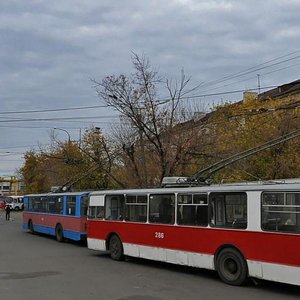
[216,248,248,286]
[55,224,65,243]
[28,220,34,234]
[109,235,124,261]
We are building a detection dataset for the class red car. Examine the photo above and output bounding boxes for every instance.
[0,196,11,209]
[0,199,6,209]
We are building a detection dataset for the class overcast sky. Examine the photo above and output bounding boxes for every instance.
[1,0,300,175]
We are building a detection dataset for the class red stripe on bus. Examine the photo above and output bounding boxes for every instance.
[87,220,300,267]
[23,212,87,232]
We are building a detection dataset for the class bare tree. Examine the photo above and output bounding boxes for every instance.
[93,53,201,186]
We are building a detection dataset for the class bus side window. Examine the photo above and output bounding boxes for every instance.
[66,196,76,216]
[177,194,208,227]
[55,196,64,214]
[125,195,147,223]
[149,194,175,224]
[88,206,104,219]
[105,195,125,221]
[196,205,208,226]
[80,195,89,216]
[261,192,300,233]
[209,193,247,229]
[96,206,104,219]
[88,206,96,219]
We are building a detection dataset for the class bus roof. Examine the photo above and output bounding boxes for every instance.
[89,179,300,196]
[23,191,90,197]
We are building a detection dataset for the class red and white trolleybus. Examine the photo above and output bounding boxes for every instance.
[87,180,300,286]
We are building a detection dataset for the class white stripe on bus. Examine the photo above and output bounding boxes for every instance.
[87,237,300,285]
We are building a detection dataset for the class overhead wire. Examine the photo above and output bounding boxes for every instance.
[0,144,49,150]
[1,49,299,147]
[0,104,109,115]
[1,52,299,118]
[0,115,119,123]
[197,50,300,90]
[191,62,300,95]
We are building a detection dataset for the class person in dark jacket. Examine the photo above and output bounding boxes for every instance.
[5,205,11,221]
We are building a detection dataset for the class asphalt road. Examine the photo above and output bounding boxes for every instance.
[0,211,300,300]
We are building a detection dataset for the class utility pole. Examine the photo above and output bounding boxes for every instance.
[257,74,261,94]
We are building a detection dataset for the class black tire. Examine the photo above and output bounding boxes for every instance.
[28,220,34,234]
[15,207,19,211]
[216,248,248,286]
[55,224,65,242]
[109,235,124,261]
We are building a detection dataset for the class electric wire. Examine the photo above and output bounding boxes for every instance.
[0,104,109,115]
[1,49,300,119]
[197,50,300,89]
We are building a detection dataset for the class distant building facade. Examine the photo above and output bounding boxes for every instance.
[0,176,23,195]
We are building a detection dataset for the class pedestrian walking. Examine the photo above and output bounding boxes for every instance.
[5,205,11,221]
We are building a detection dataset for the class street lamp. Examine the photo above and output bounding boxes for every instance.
[54,127,71,143]
[53,127,72,164]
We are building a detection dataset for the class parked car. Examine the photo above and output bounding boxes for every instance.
[0,196,12,209]
[0,196,24,211]
[0,198,6,209]
[7,196,24,211]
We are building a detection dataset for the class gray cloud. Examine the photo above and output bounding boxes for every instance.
[1,0,300,173]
